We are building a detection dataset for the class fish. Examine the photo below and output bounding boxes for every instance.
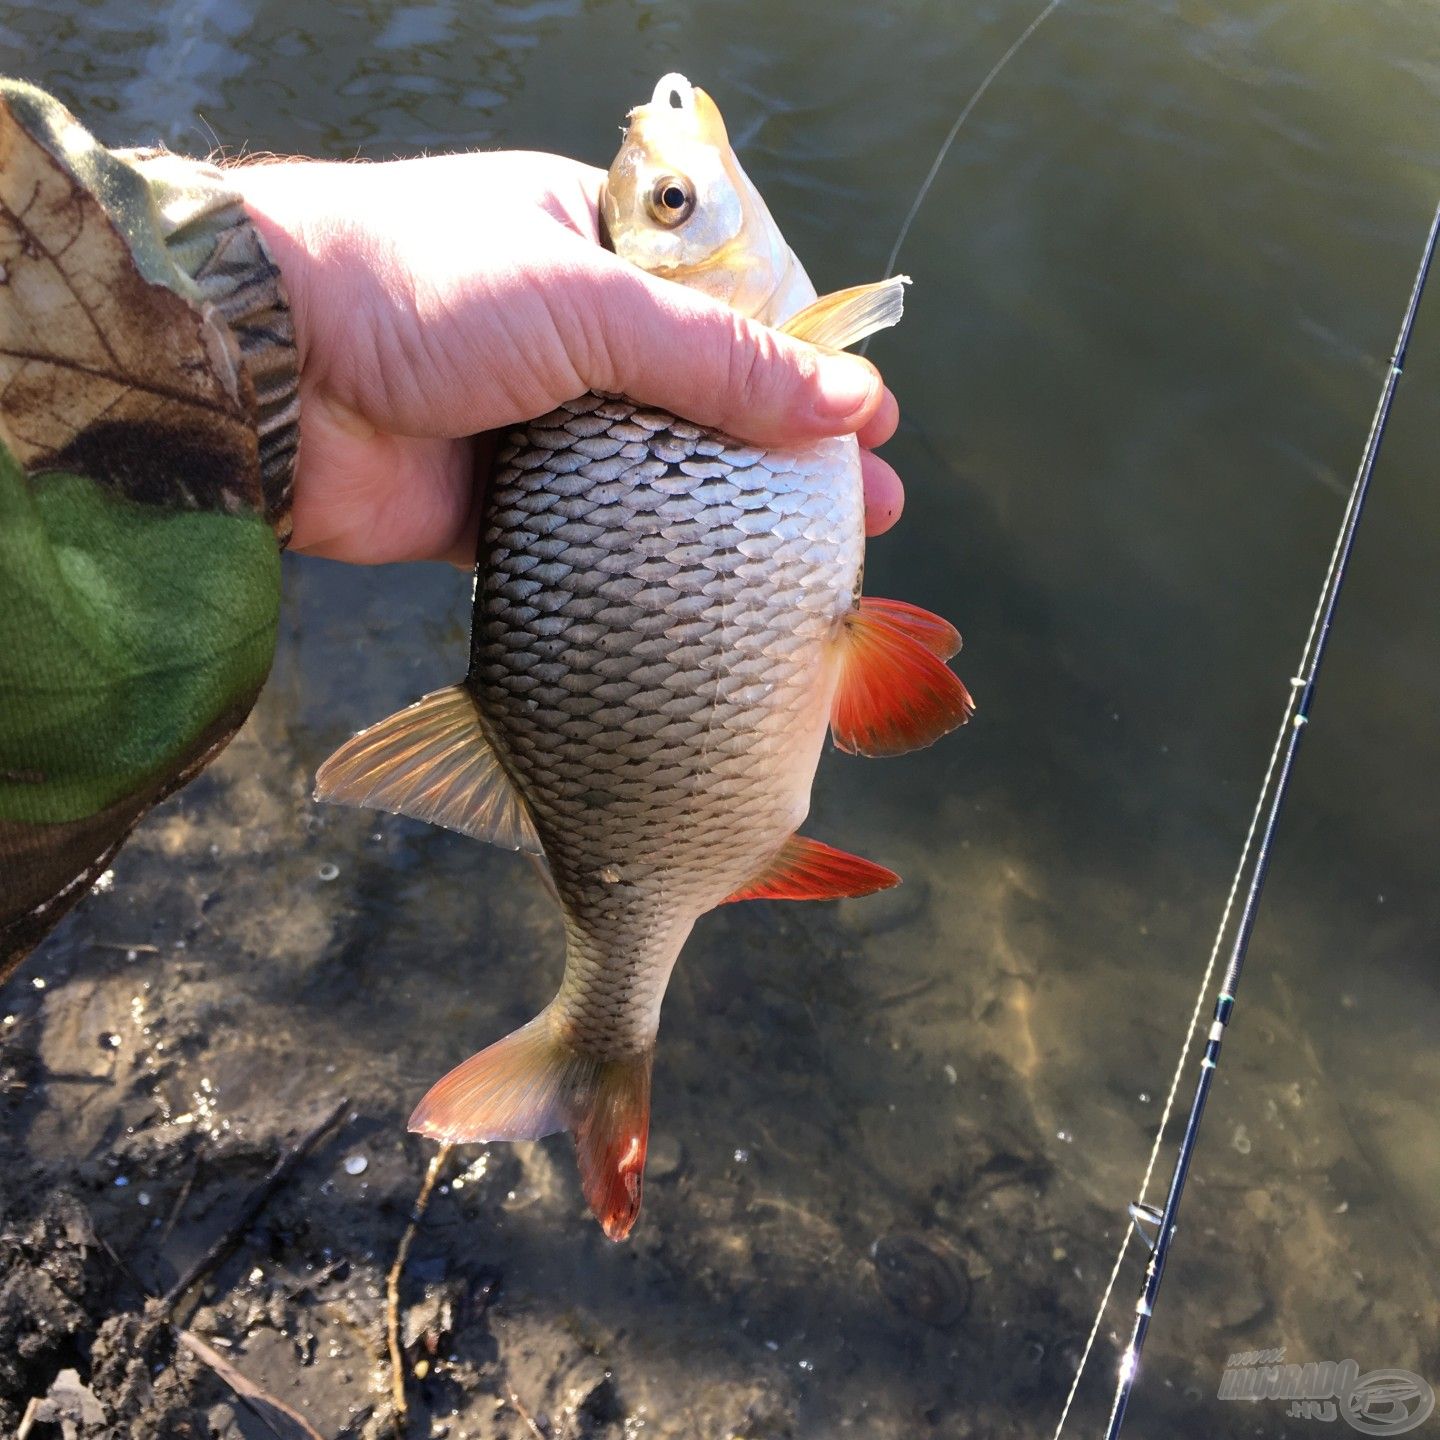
[314,73,973,1240]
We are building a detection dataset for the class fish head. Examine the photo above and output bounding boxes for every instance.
[601,73,816,325]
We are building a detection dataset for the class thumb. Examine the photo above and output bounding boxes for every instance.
[579,246,888,449]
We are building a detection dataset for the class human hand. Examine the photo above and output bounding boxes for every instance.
[234,151,905,565]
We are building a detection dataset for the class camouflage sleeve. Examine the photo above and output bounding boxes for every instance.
[0,79,299,981]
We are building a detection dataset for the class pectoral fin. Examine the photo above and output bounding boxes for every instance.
[723,834,900,903]
[831,597,975,758]
[854,596,962,660]
[778,276,910,351]
[314,685,541,854]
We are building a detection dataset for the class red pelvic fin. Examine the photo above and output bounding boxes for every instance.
[724,834,900,904]
[854,596,962,660]
[409,1009,653,1242]
[831,596,975,758]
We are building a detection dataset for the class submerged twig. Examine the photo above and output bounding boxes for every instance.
[15,1396,41,1440]
[279,1255,347,1302]
[162,1096,349,1317]
[79,1099,351,1437]
[507,1389,548,1440]
[157,1151,199,1252]
[386,1142,453,1436]
[870,976,938,1009]
[178,1328,325,1440]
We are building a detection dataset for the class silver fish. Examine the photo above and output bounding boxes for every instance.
[316,75,972,1239]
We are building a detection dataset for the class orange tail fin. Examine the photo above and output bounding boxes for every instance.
[570,1058,652,1240]
[408,1008,652,1241]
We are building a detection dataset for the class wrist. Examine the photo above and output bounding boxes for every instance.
[227,161,335,379]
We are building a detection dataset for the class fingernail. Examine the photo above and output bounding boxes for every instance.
[812,354,878,423]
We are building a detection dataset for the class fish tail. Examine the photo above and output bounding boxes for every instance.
[570,1049,653,1242]
[409,1006,653,1241]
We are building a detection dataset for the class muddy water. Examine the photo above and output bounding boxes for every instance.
[3,2,1439,1437]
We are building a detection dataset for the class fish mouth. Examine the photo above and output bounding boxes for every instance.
[626,73,711,145]
[644,73,697,119]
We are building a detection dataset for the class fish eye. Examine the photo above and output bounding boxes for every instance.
[648,175,695,226]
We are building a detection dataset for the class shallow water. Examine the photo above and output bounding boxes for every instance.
[4,2,1439,1437]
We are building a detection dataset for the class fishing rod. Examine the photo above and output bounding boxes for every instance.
[1097,193,1440,1439]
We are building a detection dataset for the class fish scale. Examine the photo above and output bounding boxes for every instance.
[470,391,861,1056]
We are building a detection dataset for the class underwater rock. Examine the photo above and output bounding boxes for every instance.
[870,1231,972,1328]
[647,1132,685,1181]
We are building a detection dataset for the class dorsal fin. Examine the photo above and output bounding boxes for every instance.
[314,685,542,853]
[831,597,975,758]
[723,834,899,904]
[778,277,909,351]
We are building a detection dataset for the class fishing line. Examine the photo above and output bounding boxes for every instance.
[1052,194,1440,1440]
[861,0,1065,355]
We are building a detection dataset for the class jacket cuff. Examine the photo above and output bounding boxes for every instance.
[113,146,300,543]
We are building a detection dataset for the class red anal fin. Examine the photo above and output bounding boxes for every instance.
[831,597,975,758]
[857,596,962,660]
[723,834,900,904]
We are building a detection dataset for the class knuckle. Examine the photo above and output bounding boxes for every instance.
[588,264,647,394]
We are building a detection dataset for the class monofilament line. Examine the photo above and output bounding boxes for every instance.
[861,0,1065,356]
[1052,194,1440,1440]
